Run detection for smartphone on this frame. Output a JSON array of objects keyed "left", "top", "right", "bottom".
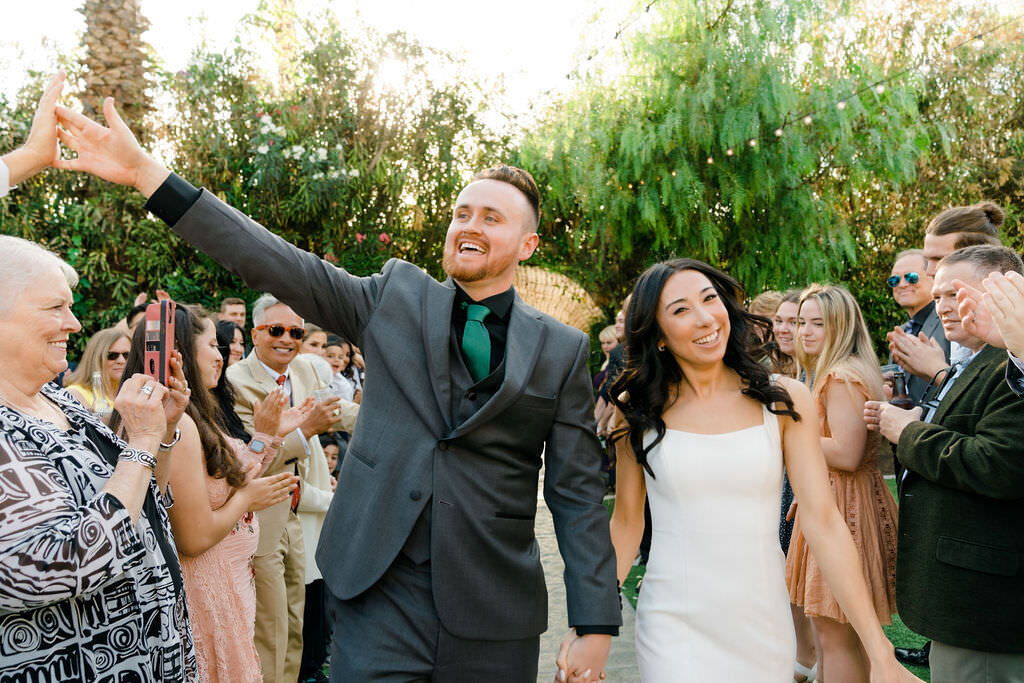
[{"left": 144, "top": 300, "right": 176, "bottom": 385}]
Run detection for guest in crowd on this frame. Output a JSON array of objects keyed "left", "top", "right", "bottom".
[
  {"left": 218, "top": 296, "right": 247, "bottom": 329},
  {"left": 301, "top": 324, "right": 329, "bottom": 357},
  {"left": 319, "top": 432, "right": 342, "bottom": 477},
  {"left": 0, "top": 235, "right": 196, "bottom": 680},
  {"left": 886, "top": 249, "right": 947, "bottom": 404},
  {"left": 217, "top": 319, "right": 246, "bottom": 367},
  {"left": 770, "top": 289, "right": 801, "bottom": 376},
  {"left": 787, "top": 284, "right": 899, "bottom": 683},
  {"left": 765, "top": 286, "right": 818, "bottom": 681},
  {"left": 592, "top": 324, "right": 617, "bottom": 435},
  {"left": 867, "top": 245, "right": 1024, "bottom": 681},
  {"left": 64, "top": 327, "right": 130, "bottom": 418},
  {"left": 113, "top": 303, "right": 307, "bottom": 682},
  {"left": 227, "top": 294, "right": 357, "bottom": 682},
  {"left": 325, "top": 334, "right": 361, "bottom": 403},
  {"left": 749, "top": 289, "right": 784, "bottom": 369}
]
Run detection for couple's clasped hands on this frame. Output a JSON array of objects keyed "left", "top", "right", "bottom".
[{"left": 555, "top": 630, "right": 609, "bottom": 683}]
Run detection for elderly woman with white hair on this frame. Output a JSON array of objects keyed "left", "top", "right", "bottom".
[{"left": 0, "top": 235, "right": 198, "bottom": 681}]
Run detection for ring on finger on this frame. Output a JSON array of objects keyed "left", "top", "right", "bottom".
[{"left": 141, "top": 385, "right": 154, "bottom": 396}]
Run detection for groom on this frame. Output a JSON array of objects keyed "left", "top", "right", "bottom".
[{"left": 56, "top": 99, "right": 621, "bottom": 682}]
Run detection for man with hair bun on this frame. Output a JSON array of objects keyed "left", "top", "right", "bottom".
[{"left": 866, "top": 245, "right": 1024, "bottom": 681}]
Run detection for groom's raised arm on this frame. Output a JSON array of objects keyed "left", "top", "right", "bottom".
[{"left": 55, "top": 99, "right": 378, "bottom": 342}]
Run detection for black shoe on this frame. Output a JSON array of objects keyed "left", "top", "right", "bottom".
[{"left": 894, "top": 642, "right": 930, "bottom": 667}]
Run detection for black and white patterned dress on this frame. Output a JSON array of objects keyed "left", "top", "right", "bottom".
[{"left": 0, "top": 383, "right": 197, "bottom": 682}]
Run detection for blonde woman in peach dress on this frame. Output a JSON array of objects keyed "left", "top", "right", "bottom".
[
  {"left": 786, "top": 285, "right": 899, "bottom": 683},
  {"left": 115, "top": 304, "right": 311, "bottom": 681}
]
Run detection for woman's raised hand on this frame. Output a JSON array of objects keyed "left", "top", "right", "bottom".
[{"left": 161, "top": 352, "right": 190, "bottom": 433}]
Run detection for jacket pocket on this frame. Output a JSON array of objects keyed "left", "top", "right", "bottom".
[{"left": 936, "top": 536, "right": 1019, "bottom": 576}]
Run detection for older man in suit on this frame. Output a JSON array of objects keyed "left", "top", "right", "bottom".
[
  {"left": 228, "top": 294, "right": 357, "bottom": 683},
  {"left": 866, "top": 245, "right": 1024, "bottom": 682},
  {"left": 57, "top": 102, "right": 621, "bottom": 683}
]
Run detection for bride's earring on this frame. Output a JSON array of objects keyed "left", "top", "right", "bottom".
[{"left": 657, "top": 342, "right": 666, "bottom": 351}]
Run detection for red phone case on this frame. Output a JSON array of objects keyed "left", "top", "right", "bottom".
[{"left": 143, "top": 300, "right": 176, "bottom": 385}]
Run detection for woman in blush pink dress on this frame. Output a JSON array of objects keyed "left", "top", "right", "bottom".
[{"left": 115, "top": 304, "right": 312, "bottom": 682}]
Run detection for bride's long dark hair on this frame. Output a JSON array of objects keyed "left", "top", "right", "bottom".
[{"left": 610, "top": 259, "right": 800, "bottom": 476}]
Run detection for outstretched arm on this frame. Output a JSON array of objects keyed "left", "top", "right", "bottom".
[{"left": 2, "top": 71, "right": 65, "bottom": 191}]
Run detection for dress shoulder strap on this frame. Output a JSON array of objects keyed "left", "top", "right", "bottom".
[{"left": 762, "top": 375, "right": 782, "bottom": 455}]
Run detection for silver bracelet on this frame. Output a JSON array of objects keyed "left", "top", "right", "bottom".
[
  {"left": 119, "top": 448, "right": 157, "bottom": 472},
  {"left": 159, "top": 428, "right": 182, "bottom": 452}
]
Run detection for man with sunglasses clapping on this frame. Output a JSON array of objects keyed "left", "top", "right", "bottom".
[{"left": 886, "top": 249, "right": 949, "bottom": 405}]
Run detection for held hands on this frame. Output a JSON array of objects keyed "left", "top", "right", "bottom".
[
  {"left": 253, "top": 388, "right": 315, "bottom": 437},
  {"left": 886, "top": 328, "right": 946, "bottom": 381},
  {"left": 53, "top": 97, "right": 169, "bottom": 197},
  {"left": 5, "top": 71, "right": 66, "bottom": 185},
  {"left": 868, "top": 651, "right": 926, "bottom": 683},
  {"left": 300, "top": 395, "right": 342, "bottom": 438},
  {"left": 864, "top": 400, "right": 922, "bottom": 444},
  {"left": 555, "top": 630, "right": 609, "bottom": 683},
  {"left": 236, "top": 470, "right": 299, "bottom": 512}
]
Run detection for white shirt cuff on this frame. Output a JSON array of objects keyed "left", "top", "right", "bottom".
[
  {"left": 1008, "top": 351, "right": 1024, "bottom": 374},
  {"left": 0, "top": 158, "right": 10, "bottom": 198}
]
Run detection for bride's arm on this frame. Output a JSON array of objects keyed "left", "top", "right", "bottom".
[
  {"left": 608, "top": 409, "right": 647, "bottom": 585},
  {"left": 778, "top": 377, "right": 913, "bottom": 681}
]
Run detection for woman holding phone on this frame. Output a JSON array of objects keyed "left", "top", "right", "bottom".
[{"left": 113, "top": 304, "right": 313, "bottom": 682}]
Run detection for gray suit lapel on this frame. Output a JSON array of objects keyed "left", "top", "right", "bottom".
[
  {"left": 423, "top": 278, "right": 456, "bottom": 432},
  {"left": 448, "top": 299, "right": 547, "bottom": 439}
]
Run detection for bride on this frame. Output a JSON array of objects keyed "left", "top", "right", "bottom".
[{"left": 600, "top": 259, "right": 918, "bottom": 682}]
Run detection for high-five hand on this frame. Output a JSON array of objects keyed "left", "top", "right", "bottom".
[{"left": 54, "top": 97, "right": 170, "bottom": 197}]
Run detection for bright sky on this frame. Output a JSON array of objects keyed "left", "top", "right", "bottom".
[{"left": 1, "top": 0, "right": 638, "bottom": 112}]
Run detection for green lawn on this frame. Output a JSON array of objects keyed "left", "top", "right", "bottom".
[{"left": 607, "top": 479, "right": 930, "bottom": 681}]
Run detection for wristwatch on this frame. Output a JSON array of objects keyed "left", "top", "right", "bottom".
[{"left": 249, "top": 439, "right": 267, "bottom": 454}]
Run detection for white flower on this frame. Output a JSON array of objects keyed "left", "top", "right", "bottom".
[
  {"left": 290, "top": 145, "right": 305, "bottom": 157},
  {"left": 257, "top": 144, "right": 269, "bottom": 154},
  {"left": 329, "top": 170, "right": 341, "bottom": 179},
  {"left": 316, "top": 147, "right": 328, "bottom": 161},
  {"left": 348, "top": 168, "right": 360, "bottom": 178}
]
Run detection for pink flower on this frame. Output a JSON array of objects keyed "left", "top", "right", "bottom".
[
  {"left": 355, "top": 233, "right": 366, "bottom": 243},
  {"left": 324, "top": 252, "right": 338, "bottom": 263},
  {"left": 379, "top": 232, "right": 391, "bottom": 245}
]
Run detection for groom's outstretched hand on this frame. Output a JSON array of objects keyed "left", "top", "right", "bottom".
[
  {"left": 54, "top": 97, "right": 170, "bottom": 198},
  {"left": 555, "top": 629, "right": 609, "bottom": 683}
]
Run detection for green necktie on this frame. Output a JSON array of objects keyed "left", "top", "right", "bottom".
[{"left": 461, "top": 303, "right": 491, "bottom": 382}]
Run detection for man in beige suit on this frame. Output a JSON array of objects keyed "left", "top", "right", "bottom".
[{"left": 228, "top": 294, "right": 358, "bottom": 683}]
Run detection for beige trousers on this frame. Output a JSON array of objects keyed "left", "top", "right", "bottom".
[{"left": 254, "top": 512, "right": 306, "bottom": 683}]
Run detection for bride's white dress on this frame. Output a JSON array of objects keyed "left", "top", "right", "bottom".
[{"left": 636, "top": 404, "right": 795, "bottom": 681}]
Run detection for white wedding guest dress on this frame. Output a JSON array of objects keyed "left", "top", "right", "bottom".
[{"left": 635, "top": 403, "right": 795, "bottom": 681}]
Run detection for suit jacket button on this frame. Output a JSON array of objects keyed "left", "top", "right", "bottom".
[
  {"left": 466, "top": 390, "right": 477, "bottom": 400},
  {"left": 438, "top": 441, "right": 448, "bottom": 451},
  {"left": 409, "top": 490, "right": 422, "bottom": 501}
]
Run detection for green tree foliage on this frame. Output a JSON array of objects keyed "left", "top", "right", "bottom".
[
  {"left": 1, "top": 11, "right": 509, "bottom": 354},
  {"left": 518, "top": 0, "right": 932, "bottom": 317}
]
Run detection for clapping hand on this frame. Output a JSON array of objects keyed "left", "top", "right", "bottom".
[
  {"left": 886, "top": 328, "right": 946, "bottom": 381},
  {"left": 300, "top": 395, "right": 342, "bottom": 438},
  {"left": 973, "top": 271, "right": 1024, "bottom": 358},
  {"left": 253, "top": 387, "right": 315, "bottom": 437}
]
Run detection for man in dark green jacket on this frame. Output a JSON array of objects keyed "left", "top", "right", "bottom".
[{"left": 866, "top": 245, "right": 1024, "bottom": 682}]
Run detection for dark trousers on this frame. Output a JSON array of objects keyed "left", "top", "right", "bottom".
[
  {"left": 326, "top": 560, "right": 540, "bottom": 682},
  {"left": 299, "top": 578, "right": 330, "bottom": 679}
]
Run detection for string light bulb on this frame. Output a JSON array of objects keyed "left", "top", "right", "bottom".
[
  {"left": 725, "top": 148, "right": 734, "bottom": 156},
  {"left": 837, "top": 100, "right": 847, "bottom": 110},
  {"left": 774, "top": 128, "right": 783, "bottom": 137},
  {"left": 803, "top": 115, "right": 813, "bottom": 125},
  {"left": 875, "top": 84, "right": 885, "bottom": 94},
  {"left": 748, "top": 139, "right": 757, "bottom": 147},
  {"left": 707, "top": 157, "right": 714, "bottom": 164}
]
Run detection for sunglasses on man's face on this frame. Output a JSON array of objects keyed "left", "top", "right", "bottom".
[
  {"left": 106, "top": 351, "right": 130, "bottom": 361},
  {"left": 887, "top": 272, "right": 920, "bottom": 287},
  {"left": 255, "top": 324, "right": 305, "bottom": 340}
]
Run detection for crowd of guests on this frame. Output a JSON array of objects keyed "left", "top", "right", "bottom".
[{"left": 2, "top": 71, "right": 1022, "bottom": 683}]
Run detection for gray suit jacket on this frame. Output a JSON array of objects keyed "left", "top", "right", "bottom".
[{"left": 171, "top": 191, "right": 621, "bottom": 640}]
